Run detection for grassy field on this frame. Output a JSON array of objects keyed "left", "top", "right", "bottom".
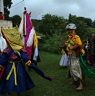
[{"left": 12, "top": 51, "right": 95, "bottom": 96}]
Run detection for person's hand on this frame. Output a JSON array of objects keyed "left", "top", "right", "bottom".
[
  {"left": 26, "top": 60, "right": 31, "bottom": 66},
  {"left": 69, "top": 46, "right": 74, "bottom": 50},
  {"left": 0, "top": 65, "right": 3, "bottom": 71},
  {"left": 65, "top": 42, "right": 68, "bottom": 46}
]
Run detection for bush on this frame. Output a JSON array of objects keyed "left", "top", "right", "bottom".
[{"left": 39, "top": 33, "right": 67, "bottom": 54}]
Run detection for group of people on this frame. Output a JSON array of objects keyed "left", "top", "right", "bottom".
[
  {"left": 64, "top": 23, "right": 84, "bottom": 90},
  {"left": 0, "top": 21, "right": 95, "bottom": 96},
  {"left": 0, "top": 27, "right": 52, "bottom": 96},
  {"left": 84, "top": 33, "right": 95, "bottom": 67},
  {"left": 59, "top": 23, "right": 95, "bottom": 91}
]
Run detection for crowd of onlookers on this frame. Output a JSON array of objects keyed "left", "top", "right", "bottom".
[
  {"left": 83, "top": 33, "right": 95, "bottom": 68},
  {"left": 58, "top": 23, "right": 95, "bottom": 91},
  {"left": 59, "top": 33, "right": 95, "bottom": 68}
]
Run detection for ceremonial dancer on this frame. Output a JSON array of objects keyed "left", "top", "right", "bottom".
[
  {"left": 64, "top": 23, "right": 84, "bottom": 90},
  {"left": 19, "top": 8, "right": 52, "bottom": 81},
  {"left": 0, "top": 28, "right": 34, "bottom": 95}
]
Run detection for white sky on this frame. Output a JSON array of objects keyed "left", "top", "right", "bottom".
[{"left": 10, "top": 0, "right": 95, "bottom": 20}]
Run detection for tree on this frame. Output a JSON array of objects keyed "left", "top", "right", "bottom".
[
  {"left": 39, "top": 14, "right": 66, "bottom": 36},
  {"left": 68, "top": 14, "right": 89, "bottom": 39},
  {"left": 92, "top": 20, "right": 95, "bottom": 28},
  {"left": 4, "top": 0, "right": 12, "bottom": 20},
  {"left": 10, "top": 15, "right": 21, "bottom": 27},
  {"left": 78, "top": 17, "right": 92, "bottom": 26}
]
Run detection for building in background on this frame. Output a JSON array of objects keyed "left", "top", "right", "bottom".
[
  {"left": 0, "top": 0, "right": 12, "bottom": 28},
  {"left": 0, "top": 0, "right": 4, "bottom": 20}
]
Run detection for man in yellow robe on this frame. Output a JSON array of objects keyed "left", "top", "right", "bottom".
[{"left": 65, "top": 23, "right": 84, "bottom": 91}]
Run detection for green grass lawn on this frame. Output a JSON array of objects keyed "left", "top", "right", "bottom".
[{"left": 15, "top": 51, "right": 95, "bottom": 96}]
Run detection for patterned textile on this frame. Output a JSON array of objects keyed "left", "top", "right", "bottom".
[
  {"left": 69, "top": 55, "right": 82, "bottom": 81},
  {"left": 67, "top": 34, "right": 83, "bottom": 81},
  {"left": 0, "top": 49, "right": 34, "bottom": 93},
  {"left": 2, "top": 28, "right": 23, "bottom": 51}
]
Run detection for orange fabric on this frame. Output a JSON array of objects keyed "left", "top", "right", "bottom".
[
  {"left": 70, "top": 35, "right": 82, "bottom": 46},
  {"left": 67, "top": 35, "right": 83, "bottom": 55}
]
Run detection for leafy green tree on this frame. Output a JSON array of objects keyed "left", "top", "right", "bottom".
[
  {"left": 39, "top": 14, "right": 66, "bottom": 36},
  {"left": 10, "top": 15, "right": 21, "bottom": 27},
  {"left": 92, "top": 20, "right": 95, "bottom": 28},
  {"left": 68, "top": 14, "right": 89, "bottom": 39},
  {"left": 78, "top": 17, "right": 92, "bottom": 26},
  {"left": 4, "top": 0, "right": 12, "bottom": 20}
]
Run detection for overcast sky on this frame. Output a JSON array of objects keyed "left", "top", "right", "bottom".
[{"left": 10, "top": 0, "right": 95, "bottom": 20}]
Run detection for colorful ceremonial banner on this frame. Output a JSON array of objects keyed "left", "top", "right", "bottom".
[
  {"left": 2, "top": 27, "right": 23, "bottom": 51},
  {"left": 19, "top": 9, "right": 38, "bottom": 60}
]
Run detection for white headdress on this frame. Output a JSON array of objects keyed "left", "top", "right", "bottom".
[
  {"left": 0, "top": 28, "right": 7, "bottom": 52},
  {"left": 66, "top": 23, "right": 76, "bottom": 30}
]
